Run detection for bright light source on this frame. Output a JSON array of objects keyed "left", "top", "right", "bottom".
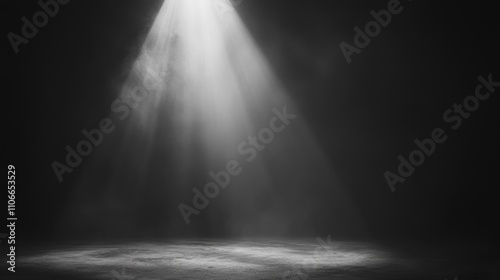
[{"left": 123, "top": 0, "right": 286, "bottom": 157}]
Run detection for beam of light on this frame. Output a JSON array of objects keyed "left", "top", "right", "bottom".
[
  {"left": 127, "top": 0, "right": 290, "bottom": 163},
  {"left": 58, "top": 0, "right": 366, "bottom": 238}
]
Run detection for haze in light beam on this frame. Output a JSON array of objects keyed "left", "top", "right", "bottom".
[
  {"left": 123, "top": 0, "right": 290, "bottom": 162},
  {"left": 60, "top": 0, "right": 366, "bottom": 238}
]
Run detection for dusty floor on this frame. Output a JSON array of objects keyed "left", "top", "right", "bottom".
[{"left": 5, "top": 239, "right": 499, "bottom": 279}]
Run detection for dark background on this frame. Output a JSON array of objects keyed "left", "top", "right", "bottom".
[{"left": 3, "top": 0, "right": 499, "bottom": 246}]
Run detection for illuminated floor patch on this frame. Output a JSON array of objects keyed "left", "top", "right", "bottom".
[{"left": 12, "top": 239, "right": 494, "bottom": 280}]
